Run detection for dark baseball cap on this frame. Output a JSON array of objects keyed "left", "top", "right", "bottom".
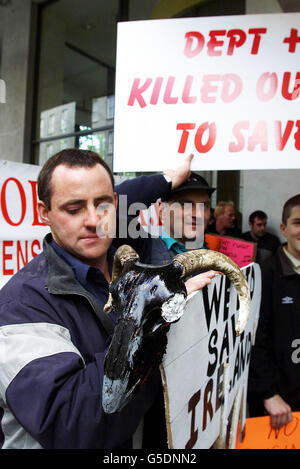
[{"left": 166, "top": 172, "right": 215, "bottom": 199}]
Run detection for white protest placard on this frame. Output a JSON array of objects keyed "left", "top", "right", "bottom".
[
  {"left": 0, "top": 161, "right": 49, "bottom": 289},
  {"left": 114, "top": 13, "right": 300, "bottom": 172},
  {"left": 160, "top": 262, "right": 261, "bottom": 449}
]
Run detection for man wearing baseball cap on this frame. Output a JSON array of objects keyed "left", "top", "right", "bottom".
[{"left": 149, "top": 172, "right": 216, "bottom": 265}]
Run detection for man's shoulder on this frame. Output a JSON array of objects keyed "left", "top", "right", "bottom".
[
  {"left": 0, "top": 252, "right": 48, "bottom": 304},
  {"left": 241, "top": 231, "right": 252, "bottom": 241}
]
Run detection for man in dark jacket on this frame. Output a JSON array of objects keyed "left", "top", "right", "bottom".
[
  {"left": 241, "top": 210, "right": 281, "bottom": 265},
  {"left": 0, "top": 149, "right": 216, "bottom": 449},
  {"left": 248, "top": 194, "right": 300, "bottom": 429}
]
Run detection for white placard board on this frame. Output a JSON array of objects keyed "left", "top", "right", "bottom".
[
  {"left": 0, "top": 161, "right": 49, "bottom": 289},
  {"left": 114, "top": 13, "right": 300, "bottom": 172},
  {"left": 161, "top": 262, "right": 261, "bottom": 449}
]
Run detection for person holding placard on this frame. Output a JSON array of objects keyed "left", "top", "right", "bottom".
[
  {"left": 248, "top": 194, "right": 300, "bottom": 429},
  {"left": 0, "top": 148, "right": 218, "bottom": 449},
  {"left": 208, "top": 201, "right": 242, "bottom": 237},
  {"left": 148, "top": 172, "right": 216, "bottom": 266}
]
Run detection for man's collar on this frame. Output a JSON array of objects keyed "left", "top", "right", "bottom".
[
  {"left": 50, "top": 238, "right": 116, "bottom": 284},
  {"left": 160, "top": 229, "right": 187, "bottom": 254},
  {"left": 283, "top": 245, "right": 300, "bottom": 274}
]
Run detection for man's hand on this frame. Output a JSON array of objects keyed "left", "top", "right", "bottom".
[
  {"left": 185, "top": 271, "right": 219, "bottom": 296},
  {"left": 264, "top": 394, "right": 293, "bottom": 429},
  {"left": 164, "top": 153, "right": 194, "bottom": 190}
]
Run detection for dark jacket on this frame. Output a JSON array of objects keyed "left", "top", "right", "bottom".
[
  {"left": 0, "top": 174, "right": 169, "bottom": 449},
  {"left": 248, "top": 246, "right": 300, "bottom": 411},
  {"left": 241, "top": 231, "right": 281, "bottom": 264}
]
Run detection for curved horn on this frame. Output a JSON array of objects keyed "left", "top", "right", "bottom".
[
  {"left": 104, "top": 245, "right": 140, "bottom": 313},
  {"left": 173, "top": 250, "right": 250, "bottom": 336}
]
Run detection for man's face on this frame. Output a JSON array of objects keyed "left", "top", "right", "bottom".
[
  {"left": 162, "top": 189, "right": 210, "bottom": 243},
  {"left": 250, "top": 217, "right": 267, "bottom": 238},
  {"left": 221, "top": 205, "right": 236, "bottom": 229},
  {"left": 38, "top": 164, "right": 117, "bottom": 267},
  {"left": 280, "top": 205, "right": 300, "bottom": 260}
]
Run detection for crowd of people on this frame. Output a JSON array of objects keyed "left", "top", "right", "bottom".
[{"left": 0, "top": 148, "right": 299, "bottom": 448}]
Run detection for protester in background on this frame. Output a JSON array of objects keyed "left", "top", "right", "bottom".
[
  {"left": 0, "top": 149, "right": 217, "bottom": 449},
  {"left": 241, "top": 210, "right": 281, "bottom": 264},
  {"left": 148, "top": 172, "right": 216, "bottom": 265},
  {"left": 208, "top": 201, "right": 242, "bottom": 237},
  {"left": 248, "top": 194, "right": 300, "bottom": 429}
]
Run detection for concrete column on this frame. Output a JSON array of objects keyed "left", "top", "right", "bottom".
[{"left": 0, "top": 0, "right": 35, "bottom": 163}]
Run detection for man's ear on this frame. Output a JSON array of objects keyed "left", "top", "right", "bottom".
[
  {"left": 37, "top": 201, "right": 51, "bottom": 226},
  {"left": 280, "top": 222, "right": 287, "bottom": 239}
]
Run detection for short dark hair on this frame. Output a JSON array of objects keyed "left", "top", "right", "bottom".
[
  {"left": 249, "top": 210, "right": 267, "bottom": 224},
  {"left": 38, "top": 148, "right": 114, "bottom": 209},
  {"left": 282, "top": 194, "right": 300, "bottom": 225}
]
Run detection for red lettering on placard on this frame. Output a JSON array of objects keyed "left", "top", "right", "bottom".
[
  {"left": 31, "top": 239, "right": 41, "bottom": 258},
  {"left": 247, "top": 121, "right": 268, "bottom": 151},
  {"left": 128, "top": 78, "right": 152, "bottom": 108},
  {"left": 184, "top": 28, "right": 267, "bottom": 57},
  {"left": 229, "top": 120, "right": 300, "bottom": 153},
  {"left": 221, "top": 74, "right": 242, "bottom": 102},
  {"left": 176, "top": 123, "right": 196, "bottom": 153},
  {"left": 17, "top": 240, "right": 28, "bottom": 271},
  {"left": 207, "top": 30, "right": 226, "bottom": 56},
  {"left": 227, "top": 29, "right": 247, "bottom": 55},
  {"left": 294, "top": 121, "right": 300, "bottom": 150},
  {"left": 282, "top": 71, "right": 300, "bottom": 100},
  {"left": 163, "top": 76, "right": 178, "bottom": 104},
  {"left": 283, "top": 28, "right": 300, "bottom": 53},
  {"left": 256, "top": 72, "right": 278, "bottom": 102},
  {"left": 150, "top": 77, "right": 163, "bottom": 105},
  {"left": 229, "top": 121, "right": 249, "bottom": 152},
  {"left": 195, "top": 122, "right": 217, "bottom": 153},
  {"left": 274, "top": 120, "right": 294, "bottom": 150},
  {"left": 176, "top": 122, "right": 216, "bottom": 154},
  {"left": 201, "top": 75, "right": 220, "bottom": 103},
  {"left": 128, "top": 74, "right": 243, "bottom": 107},
  {"left": 1, "top": 178, "right": 26, "bottom": 226},
  {"left": 184, "top": 31, "right": 205, "bottom": 57},
  {"left": 182, "top": 75, "right": 197, "bottom": 103},
  {"left": 248, "top": 28, "right": 267, "bottom": 54},
  {"left": 3, "top": 240, "right": 14, "bottom": 275}
]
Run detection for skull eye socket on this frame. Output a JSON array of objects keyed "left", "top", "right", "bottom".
[
  {"left": 150, "top": 285, "right": 158, "bottom": 295},
  {"left": 142, "top": 306, "right": 163, "bottom": 335}
]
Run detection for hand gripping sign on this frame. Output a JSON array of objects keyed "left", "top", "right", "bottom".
[{"left": 102, "top": 245, "right": 260, "bottom": 448}]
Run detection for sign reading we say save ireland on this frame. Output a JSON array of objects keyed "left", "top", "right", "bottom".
[{"left": 113, "top": 13, "right": 300, "bottom": 172}]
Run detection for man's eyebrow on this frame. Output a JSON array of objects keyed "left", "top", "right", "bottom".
[
  {"left": 60, "top": 195, "right": 114, "bottom": 208},
  {"left": 60, "top": 199, "right": 84, "bottom": 207}
]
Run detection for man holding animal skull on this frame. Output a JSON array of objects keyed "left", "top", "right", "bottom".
[{"left": 0, "top": 149, "right": 220, "bottom": 449}]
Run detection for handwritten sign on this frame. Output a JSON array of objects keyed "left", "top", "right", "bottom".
[
  {"left": 161, "top": 263, "right": 261, "bottom": 449},
  {"left": 205, "top": 233, "right": 256, "bottom": 267},
  {"left": 114, "top": 13, "right": 300, "bottom": 172},
  {"left": 236, "top": 413, "right": 300, "bottom": 449}
]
